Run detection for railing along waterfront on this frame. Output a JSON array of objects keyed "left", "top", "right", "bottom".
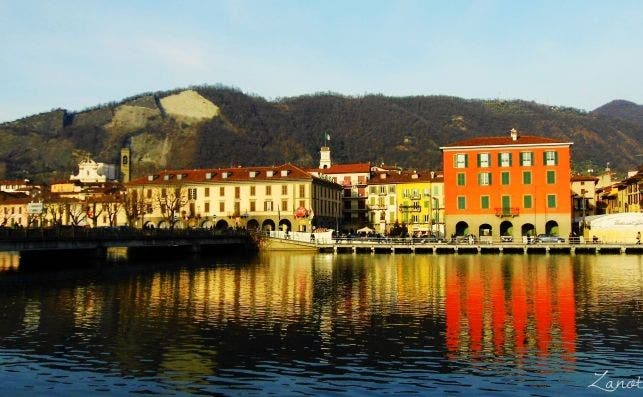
[
  {"left": 266, "top": 232, "right": 643, "bottom": 254},
  {"left": 0, "top": 226, "right": 254, "bottom": 255}
]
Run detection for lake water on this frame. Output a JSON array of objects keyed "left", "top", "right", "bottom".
[{"left": 0, "top": 252, "right": 641, "bottom": 396}]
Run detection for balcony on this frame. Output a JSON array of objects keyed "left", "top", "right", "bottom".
[
  {"left": 399, "top": 205, "right": 422, "bottom": 213},
  {"left": 494, "top": 207, "right": 519, "bottom": 217}
]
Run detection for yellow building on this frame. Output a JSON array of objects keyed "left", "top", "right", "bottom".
[
  {"left": 367, "top": 170, "right": 444, "bottom": 237},
  {"left": 126, "top": 163, "right": 342, "bottom": 232}
]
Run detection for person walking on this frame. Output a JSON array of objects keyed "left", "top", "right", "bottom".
[{"left": 637, "top": 231, "right": 641, "bottom": 244}]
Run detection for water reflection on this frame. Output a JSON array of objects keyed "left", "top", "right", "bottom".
[
  {"left": 445, "top": 256, "right": 576, "bottom": 362},
  {"left": 0, "top": 253, "right": 641, "bottom": 395}
]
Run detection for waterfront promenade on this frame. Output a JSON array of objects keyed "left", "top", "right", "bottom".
[{"left": 265, "top": 232, "right": 643, "bottom": 255}]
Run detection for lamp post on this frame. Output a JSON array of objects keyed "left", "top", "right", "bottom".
[{"left": 581, "top": 188, "right": 587, "bottom": 237}]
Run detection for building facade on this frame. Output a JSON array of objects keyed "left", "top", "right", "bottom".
[
  {"left": 441, "top": 128, "right": 572, "bottom": 241},
  {"left": 308, "top": 147, "right": 370, "bottom": 232},
  {"left": 127, "top": 163, "right": 342, "bottom": 232}
]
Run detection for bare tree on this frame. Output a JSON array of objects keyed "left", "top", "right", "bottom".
[
  {"left": 122, "top": 189, "right": 147, "bottom": 227},
  {"left": 44, "top": 201, "right": 66, "bottom": 226},
  {"left": 67, "top": 201, "right": 88, "bottom": 226},
  {"left": 154, "top": 187, "right": 188, "bottom": 228}
]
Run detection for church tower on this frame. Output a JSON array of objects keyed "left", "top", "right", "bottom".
[
  {"left": 319, "top": 146, "right": 332, "bottom": 169},
  {"left": 120, "top": 147, "right": 131, "bottom": 183}
]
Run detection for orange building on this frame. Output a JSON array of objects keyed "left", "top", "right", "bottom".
[{"left": 440, "top": 128, "right": 572, "bottom": 241}]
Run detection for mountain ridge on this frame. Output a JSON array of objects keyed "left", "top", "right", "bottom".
[{"left": 1, "top": 86, "right": 641, "bottom": 182}]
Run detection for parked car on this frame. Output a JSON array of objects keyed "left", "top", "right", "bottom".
[{"left": 535, "top": 234, "right": 565, "bottom": 244}]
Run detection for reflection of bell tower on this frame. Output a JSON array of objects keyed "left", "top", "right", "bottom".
[
  {"left": 120, "top": 147, "right": 131, "bottom": 183},
  {"left": 319, "top": 146, "right": 332, "bottom": 169}
]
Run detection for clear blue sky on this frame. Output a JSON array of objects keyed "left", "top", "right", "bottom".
[{"left": 1, "top": 0, "right": 642, "bottom": 122}]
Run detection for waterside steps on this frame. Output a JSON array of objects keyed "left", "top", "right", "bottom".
[{"left": 261, "top": 236, "right": 643, "bottom": 255}]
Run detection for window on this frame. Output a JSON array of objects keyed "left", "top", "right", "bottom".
[
  {"left": 389, "top": 186, "right": 395, "bottom": 193},
  {"left": 282, "top": 200, "right": 288, "bottom": 211},
  {"left": 204, "top": 188, "right": 210, "bottom": 198},
  {"left": 235, "top": 187, "right": 240, "bottom": 199},
  {"left": 250, "top": 186, "right": 256, "bottom": 196},
  {"left": 250, "top": 201, "right": 256, "bottom": 212},
  {"left": 219, "top": 187, "right": 225, "bottom": 196},
  {"left": 146, "top": 204, "right": 152, "bottom": 214},
  {"left": 477, "top": 153, "right": 491, "bottom": 168},
  {"left": 546, "top": 170, "right": 556, "bottom": 184},
  {"left": 523, "top": 195, "right": 532, "bottom": 209},
  {"left": 280, "top": 185, "right": 287, "bottom": 195},
  {"left": 146, "top": 189, "right": 152, "bottom": 199},
  {"left": 520, "top": 152, "right": 533, "bottom": 166},
  {"left": 544, "top": 151, "right": 558, "bottom": 166},
  {"left": 204, "top": 202, "right": 210, "bottom": 213},
  {"left": 389, "top": 196, "right": 395, "bottom": 205},
  {"left": 219, "top": 202, "right": 225, "bottom": 212},
  {"left": 454, "top": 153, "right": 468, "bottom": 168},
  {"left": 161, "top": 188, "right": 167, "bottom": 198},
  {"left": 457, "top": 173, "right": 466, "bottom": 186},
  {"left": 481, "top": 196, "right": 490, "bottom": 209},
  {"left": 299, "top": 185, "right": 305, "bottom": 197},
  {"left": 264, "top": 201, "right": 273, "bottom": 211},
  {"left": 380, "top": 186, "right": 386, "bottom": 194},
  {"left": 411, "top": 215, "right": 419, "bottom": 223},
  {"left": 424, "top": 215, "right": 430, "bottom": 222},
  {"left": 501, "top": 195, "right": 511, "bottom": 210},
  {"left": 478, "top": 172, "right": 491, "bottom": 186},
  {"left": 498, "top": 152, "right": 512, "bottom": 167},
  {"left": 266, "top": 186, "right": 272, "bottom": 195},
  {"left": 501, "top": 172, "right": 510, "bottom": 185},
  {"left": 188, "top": 188, "right": 197, "bottom": 200},
  {"left": 457, "top": 196, "right": 466, "bottom": 210},
  {"left": 369, "top": 186, "right": 376, "bottom": 194},
  {"left": 523, "top": 171, "right": 532, "bottom": 185},
  {"left": 547, "top": 194, "right": 556, "bottom": 208}
]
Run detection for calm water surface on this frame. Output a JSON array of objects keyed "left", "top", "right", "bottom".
[{"left": 0, "top": 252, "right": 641, "bottom": 396}]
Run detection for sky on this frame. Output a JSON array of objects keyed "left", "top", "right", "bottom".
[{"left": 1, "top": 0, "right": 642, "bottom": 122}]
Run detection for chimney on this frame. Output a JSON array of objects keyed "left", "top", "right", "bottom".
[{"left": 510, "top": 128, "right": 518, "bottom": 141}]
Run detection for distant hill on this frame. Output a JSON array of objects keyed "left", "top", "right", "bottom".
[
  {"left": 1, "top": 85, "right": 641, "bottom": 181},
  {"left": 592, "top": 100, "right": 643, "bottom": 127}
]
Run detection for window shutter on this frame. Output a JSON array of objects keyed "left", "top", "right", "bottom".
[
  {"left": 543, "top": 152, "right": 547, "bottom": 165},
  {"left": 477, "top": 154, "right": 481, "bottom": 167},
  {"left": 464, "top": 154, "right": 468, "bottom": 167},
  {"left": 509, "top": 153, "right": 513, "bottom": 166},
  {"left": 489, "top": 173, "right": 492, "bottom": 185},
  {"left": 478, "top": 173, "right": 482, "bottom": 185},
  {"left": 554, "top": 151, "right": 558, "bottom": 165},
  {"left": 453, "top": 154, "right": 457, "bottom": 168},
  {"left": 498, "top": 153, "right": 502, "bottom": 165},
  {"left": 519, "top": 154, "right": 523, "bottom": 166}
]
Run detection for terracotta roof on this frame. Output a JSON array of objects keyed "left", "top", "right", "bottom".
[
  {"left": 310, "top": 163, "right": 371, "bottom": 174},
  {"left": 368, "top": 171, "right": 436, "bottom": 185},
  {"left": 442, "top": 134, "right": 570, "bottom": 148},
  {"left": 0, "top": 179, "right": 31, "bottom": 185},
  {"left": 571, "top": 175, "right": 599, "bottom": 182},
  {"left": 128, "top": 163, "right": 334, "bottom": 186}
]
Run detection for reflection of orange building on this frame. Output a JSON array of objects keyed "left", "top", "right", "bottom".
[{"left": 445, "top": 259, "right": 576, "bottom": 360}]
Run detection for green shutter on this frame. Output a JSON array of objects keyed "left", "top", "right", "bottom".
[
  {"left": 489, "top": 173, "right": 492, "bottom": 185},
  {"left": 477, "top": 154, "right": 481, "bottom": 167},
  {"left": 477, "top": 173, "right": 482, "bottom": 185},
  {"left": 554, "top": 151, "right": 558, "bottom": 165},
  {"left": 548, "top": 195, "right": 556, "bottom": 208},
  {"left": 498, "top": 153, "right": 502, "bottom": 165},
  {"left": 502, "top": 195, "right": 510, "bottom": 210},
  {"left": 508, "top": 153, "right": 512, "bottom": 166},
  {"left": 481, "top": 196, "right": 489, "bottom": 209},
  {"left": 519, "top": 153, "right": 523, "bottom": 166},
  {"left": 524, "top": 195, "right": 532, "bottom": 208},
  {"left": 464, "top": 154, "right": 468, "bottom": 167}
]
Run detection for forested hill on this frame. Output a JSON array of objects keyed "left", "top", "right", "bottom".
[{"left": 0, "top": 85, "right": 641, "bottom": 182}]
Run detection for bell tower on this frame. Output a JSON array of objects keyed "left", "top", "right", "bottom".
[
  {"left": 120, "top": 147, "right": 131, "bottom": 183},
  {"left": 319, "top": 146, "right": 332, "bottom": 169}
]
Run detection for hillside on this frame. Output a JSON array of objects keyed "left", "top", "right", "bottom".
[
  {"left": 592, "top": 100, "right": 643, "bottom": 127},
  {"left": 1, "top": 85, "right": 641, "bottom": 181}
]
